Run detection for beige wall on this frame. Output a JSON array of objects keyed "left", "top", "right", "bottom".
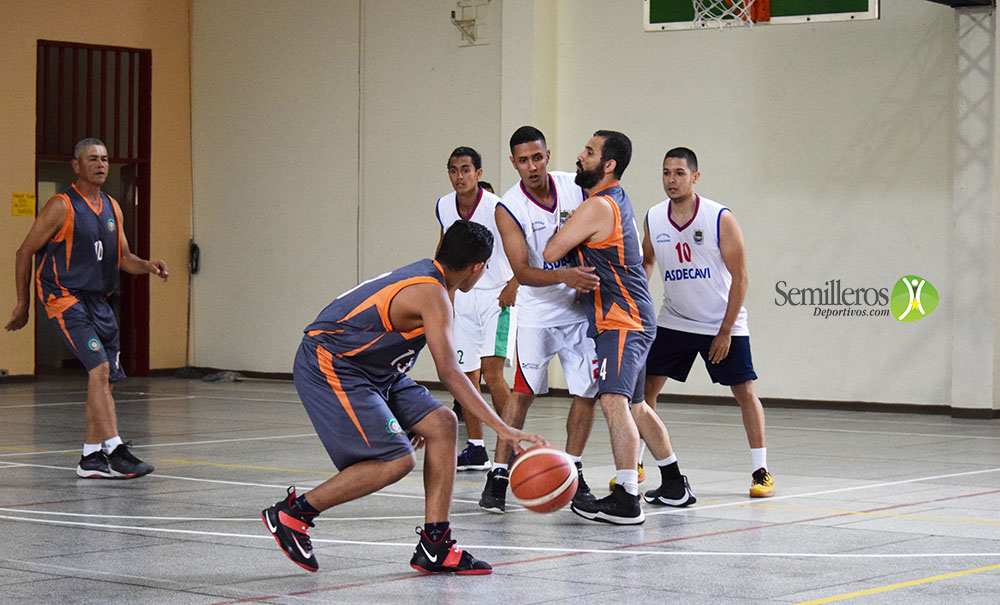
[{"left": 0, "top": 0, "right": 192, "bottom": 376}]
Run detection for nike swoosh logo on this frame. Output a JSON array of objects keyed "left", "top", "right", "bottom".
[
  {"left": 295, "top": 539, "right": 314, "bottom": 559},
  {"left": 264, "top": 512, "right": 278, "bottom": 533},
  {"left": 420, "top": 543, "right": 438, "bottom": 563}
]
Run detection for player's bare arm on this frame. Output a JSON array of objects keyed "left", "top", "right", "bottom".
[
  {"left": 396, "top": 282, "right": 546, "bottom": 451},
  {"left": 5, "top": 195, "right": 67, "bottom": 331},
  {"left": 641, "top": 215, "right": 657, "bottom": 282},
  {"left": 496, "top": 205, "right": 599, "bottom": 293},
  {"left": 709, "top": 210, "right": 749, "bottom": 364},
  {"left": 542, "top": 197, "right": 615, "bottom": 263},
  {"left": 115, "top": 200, "right": 168, "bottom": 281}
]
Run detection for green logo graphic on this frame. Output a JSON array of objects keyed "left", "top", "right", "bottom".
[
  {"left": 386, "top": 417, "right": 402, "bottom": 435},
  {"left": 107, "top": 218, "right": 116, "bottom": 231},
  {"left": 87, "top": 338, "right": 102, "bottom": 351},
  {"left": 890, "top": 275, "right": 938, "bottom": 322}
]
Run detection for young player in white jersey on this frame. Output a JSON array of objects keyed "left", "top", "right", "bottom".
[
  {"left": 479, "top": 126, "right": 601, "bottom": 514},
  {"left": 642, "top": 147, "right": 773, "bottom": 498},
  {"left": 435, "top": 147, "right": 518, "bottom": 471}
]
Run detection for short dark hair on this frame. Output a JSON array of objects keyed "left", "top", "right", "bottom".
[
  {"left": 509, "top": 126, "right": 546, "bottom": 154},
  {"left": 478, "top": 180, "right": 493, "bottom": 193},
  {"left": 435, "top": 221, "right": 493, "bottom": 271},
  {"left": 74, "top": 137, "right": 107, "bottom": 159},
  {"left": 593, "top": 130, "right": 631, "bottom": 180},
  {"left": 448, "top": 146, "right": 482, "bottom": 170},
  {"left": 664, "top": 147, "right": 698, "bottom": 172}
]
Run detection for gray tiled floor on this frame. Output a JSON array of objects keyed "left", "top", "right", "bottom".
[{"left": 1, "top": 376, "right": 999, "bottom": 604}]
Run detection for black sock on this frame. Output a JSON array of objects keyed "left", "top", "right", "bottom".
[
  {"left": 659, "top": 461, "right": 682, "bottom": 482},
  {"left": 424, "top": 521, "right": 450, "bottom": 543},
  {"left": 292, "top": 494, "right": 320, "bottom": 517}
]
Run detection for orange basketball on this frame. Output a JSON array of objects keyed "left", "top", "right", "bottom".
[{"left": 509, "top": 446, "right": 578, "bottom": 513}]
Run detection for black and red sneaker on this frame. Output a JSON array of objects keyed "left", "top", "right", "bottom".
[
  {"left": 262, "top": 487, "right": 318, "bottom": 572},
  {"left": 409, "top": 527, "right": 492, "bottom": 575}
]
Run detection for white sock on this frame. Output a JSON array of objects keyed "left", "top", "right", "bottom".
[
  {"left": 638, "top": 440, "right": 647, "bottom": 465},
  {"left": 656, "top": 453, "right": 677, "bottom": 467},
  {"left": 616, "top": 469, "right": 639, "bottom": 495},
  {"left": 103, "top": 436, "right": 123, "bottom": 454},
  {"left": 567, "top": 454, "right": 582, "bottom": 464},
  {"left": 469, "top": 439, "right": 485, "bottom": 447},
  {"left": 83, "top": 443, "right": 102, "bottom": 456},
  {"left": 751, "top": 447, "right": 767, "bottom": 472},
  {"left": 492, "top": 463, "right": 509, "bottom": 472}
]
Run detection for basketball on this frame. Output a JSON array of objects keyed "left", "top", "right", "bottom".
[{"left": 509, "top": 446, "right": 578, "bottom": 513}]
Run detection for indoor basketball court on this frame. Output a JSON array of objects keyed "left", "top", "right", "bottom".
[{"left": 1, "top": 375, "right": 998, "bottom": 603}]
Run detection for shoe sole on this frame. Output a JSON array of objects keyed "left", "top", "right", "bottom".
[
  {"left": 261, "top": 510, "right": 318, "bottom": 572},
  {"left": 457, "top": 463, "right": 492, "bottom": 471},
  {"left": 478, "top": 503, "right": 505, "bottom": 514},
  {"left": 643, "top": 491, "right": 697, "bottom": 507},
  {"left": 76, "top": 467, "right": 115, "bottom": 479},
  {"left": 410, "top": 564, "right": 492, "bottom": 575},
  {"left": 750, "top": 489, "right": 774, "bottom": 498},
  {"left": 570, "top": 504, "right": 645, "bottom": 525}
]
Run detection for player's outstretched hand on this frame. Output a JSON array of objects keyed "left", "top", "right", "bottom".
[
  {"left": 563, "top": 266, "right": 599, "bottom": 293},
  {"left": 4, "top": 305, "right": 28, "bottom": 332},
  {"left": 708, "top": 332, "right": 732, "bottom": 364}
]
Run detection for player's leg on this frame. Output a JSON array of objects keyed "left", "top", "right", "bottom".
[
  {"left": 456, "top": 367, "right": 491, "bottom": 471},
  {"left": 555, "top": 323, "right": 599, "bottom": 505}
]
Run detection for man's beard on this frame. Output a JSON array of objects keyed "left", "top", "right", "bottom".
[{"left": 574, "top": 161, "right": 603, "bottom": 190}]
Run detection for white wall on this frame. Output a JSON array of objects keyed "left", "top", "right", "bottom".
[{"left": 190, "top": 0, "right": 991, "bottom": 410}]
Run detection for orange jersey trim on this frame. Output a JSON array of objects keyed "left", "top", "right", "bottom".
[
  {"left": 339, "top": 276, "right": 444, "bottom": 332},
  {"left": 111, "top": 198, "right": 124, "bottom": 269},
  {"left": 72, "top": 183, "right": 103, "bottom": 215},
  {"left": 316, "top": 345, "right": 371, "bottom": 447},
  {"left": 585, "top": 196, "right": 627, "bottom": 266}
]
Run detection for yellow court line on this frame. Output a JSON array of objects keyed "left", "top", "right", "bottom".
[
  {"left": 743, "top": 502, "right": 1000, "bottom": 526},
  {"left": 157, "top": 457, "right": 335, "bottom": 475},
  {"left": 795, "top": 562, "right": 1000, "bottom": 604}
]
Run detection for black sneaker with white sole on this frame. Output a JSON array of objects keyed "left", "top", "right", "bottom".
[
  {"left": 478, "top": 467, "right": 508, "bottom": 513},
  {"left": 456, "top": 442, "right": 491, "bottom": 471},
  {"left": 107, "top": 442, "right": 154, "bottom": 478},
  {"left": 76, "top": 451, "right": 114, "bottom": 479},
  {"left": 571, "top": 484, "right": 645, "bottom": 525},
  {"left": 262, "top": 486, "right": 318, "bottom": 572},
  {"left": 643, "top": 475, "right": 697, "bottom": 507},
  {"left": 409, "top": 527, "right": 492, "bottom": 574}
]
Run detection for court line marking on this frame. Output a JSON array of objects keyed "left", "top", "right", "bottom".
[
  {"left": 0, "top": 395, "right": 197, "bottom": 410},
  {"left": 0, "top": 433, "right": 319, "bottom": 458},
  {"left": 0, "top": 507, "right": 488, "bottom": 522},
  {"left": 645, "top": 466, "right": 1000, "bottom": 516},
  {"left": 794, "top": 562, "right": 1000, "bottom": 604},
  {"left": 0, "top": 513, "right": 997, "bottom": 560}
]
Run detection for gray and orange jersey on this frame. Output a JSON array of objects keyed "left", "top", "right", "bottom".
[
  {"left": 576, "top": 182, "right": 656, "bottom": 337},
  {"left": 303, "top": 259, "right": 447, "bottom": 378},
  {"left": 36, "top": 184, "right": 123, "bottom": 312}
]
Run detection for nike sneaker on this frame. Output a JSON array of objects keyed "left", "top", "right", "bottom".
[
  {"left": 262, "top": 486, "right": 318, "bottom": 572},
  {"left": 456, "top": 442, "right": 491, "bottom": 471},
  {"left": 107, "top": 442, "right": 154, "bottom": 478},
  {"left": 750, "top": 467, "right": 775, "bottom": 498},
  {"left": 644, "top": 475, "right": 697, "bottom": 507},
  {"left": 479, "top": 467, "right": 508, "bottom": 513},
  {"left": 571, "top": 484, "right": 645, "bottom": 525},
  {"left": 409, "top": 526, "right": 492, "bottom": 574},
  {"left": 76, "top": 451, "right": 113, "bottom": 479}
]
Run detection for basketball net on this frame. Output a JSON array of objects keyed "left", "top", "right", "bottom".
[{"left": 693, "top": 0, "right": 770, "bottom": 29}]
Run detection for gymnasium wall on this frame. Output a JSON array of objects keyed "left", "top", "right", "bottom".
[
  {"left": 0, "top": 0, "right": 192, "bottom": 376},
  {"left": 189, "top": 1, "right": 988, "bottom": 409}
]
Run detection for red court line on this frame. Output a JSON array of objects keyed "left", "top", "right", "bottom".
[{"left": 212, "top": 488, "right": 1000, "bottom": 603}]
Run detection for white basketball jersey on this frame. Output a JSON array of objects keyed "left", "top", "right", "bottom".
[
  {"left": 498, "top": 171, "right": 587, "bottom": 328},
  {"left": 436, "top": 187, "right": 513, "bottom": 291},
  {"left": 646, "top": 195, "right": 749, "bottom": 336}
]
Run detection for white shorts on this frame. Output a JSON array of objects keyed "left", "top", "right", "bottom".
[
  {"left": 453, "top": 286, "right": 516, "bottom": 373},
  {"left": 513, "top": 321, "right": 598, "bottom": 397}
]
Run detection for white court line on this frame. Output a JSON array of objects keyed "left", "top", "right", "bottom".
[
  {"left": 0, "top": 395, "right": 197, "bottom": 410},
  {"left": 645, "top": 466, "right": 1000, "bottom": 516},
  {"left": 0, "top": 513, "right": 997, "bottom": 560},
  {"left": 0, "top": 507, "right": 488, "bottom": 522},
  {"left": 0, "top": 433, "right": 318, "bottom": 458}
]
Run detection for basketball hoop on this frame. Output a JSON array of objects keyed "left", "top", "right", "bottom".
[{"left": 693, "top": 0, "right": 770, "bottom": 29}]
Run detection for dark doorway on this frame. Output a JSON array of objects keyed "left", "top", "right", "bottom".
[{"left": 35, "top": 40, "right": 152, "bottom": 376}]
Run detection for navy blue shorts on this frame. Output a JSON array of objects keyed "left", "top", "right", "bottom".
[
  {"left": 293, "top": 337, "right": 442, "bottom": 471},
  {"left": 45, "top": 292, "right": 125, "bottom": 382},
  {"left": 593, "top": 328, "right": 653, "bottom": 404},
  {"left": 645, "top": 327, "right": 757, "bottom": 386}
]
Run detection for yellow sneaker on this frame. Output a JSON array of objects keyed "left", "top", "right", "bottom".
[
  {"left": 608, "top": 463, "right": 645, "bottom": 490},
  {"left": 750, "top": 468, "right": 774, "bottom": 498}
]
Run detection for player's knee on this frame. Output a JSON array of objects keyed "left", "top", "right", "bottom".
[
  {"left": 88, "top": 362, "right": 111, "bottom": 382},
  {"left": 390, "top": 452, "right": 417, "bottom": 479}
]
